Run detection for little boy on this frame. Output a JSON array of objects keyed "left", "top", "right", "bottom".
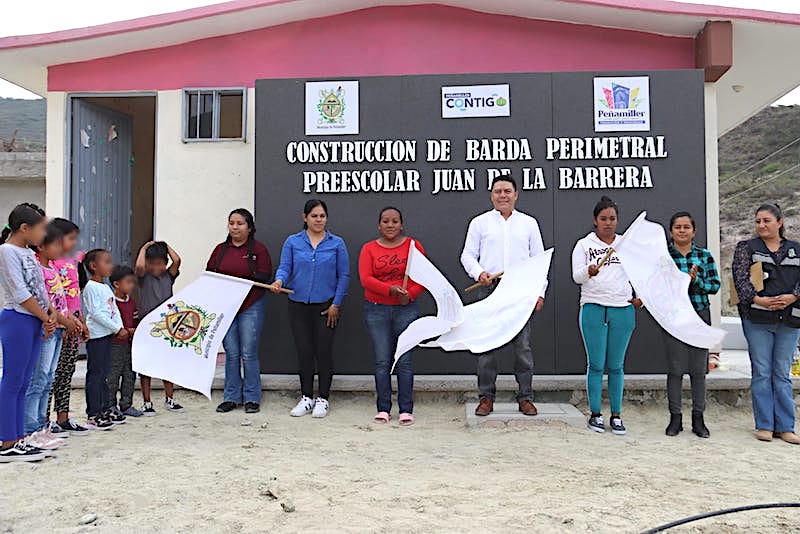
[
  {"left": 135, "top": 240, "right": 184, "bottom": 415},
  {"left": 106, "top": 265, "right": 143, "bottom": 417}
]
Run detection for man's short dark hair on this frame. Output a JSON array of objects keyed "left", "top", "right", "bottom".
[
  {"left": 490, "top": 176, "right": 517, "bottom": 191},
  {"left": 110, "top": 264, "right": 135, "bottom": 285},
  {"left": 145, "top": 241, "right": 168, "bottom": 262}
]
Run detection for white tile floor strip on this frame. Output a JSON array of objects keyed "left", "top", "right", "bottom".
[{"left": 465, "top": 402, "right": 585, "bottom": 428}]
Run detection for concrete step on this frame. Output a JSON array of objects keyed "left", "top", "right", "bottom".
[
  {"left": 65, "top": 370, "right": 760, "bottom": 392},
  {"left": 465, "top": 402, "right": 585, "bottom": 428}
]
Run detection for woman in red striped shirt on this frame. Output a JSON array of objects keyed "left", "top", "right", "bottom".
[{"left": 358, "top": 207, "right": 425, "bottom": 426}]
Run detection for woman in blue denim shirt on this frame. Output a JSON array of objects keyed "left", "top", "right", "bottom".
[{"left": 272, "top": 200, "right": 350, "bottom": 419}]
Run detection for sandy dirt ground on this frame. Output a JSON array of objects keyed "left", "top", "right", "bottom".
[{"left": 1, "top": 391, "right": 799, "bottom": 534}]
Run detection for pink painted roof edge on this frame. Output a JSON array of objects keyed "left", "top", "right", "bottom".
[{"left": 1, "top": 0, "right": 800, "bottom": 51}]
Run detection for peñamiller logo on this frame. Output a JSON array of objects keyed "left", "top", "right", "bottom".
[
  {"left": 441, "top": 84, "right": 510, "bottom": 118},
  {"left": 593, "top": 76, "right": 650, "bottom": 132}
]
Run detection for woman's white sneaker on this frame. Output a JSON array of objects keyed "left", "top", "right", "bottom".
[
  {"left": 28, "top": 430, "right": 65, "bottom": 450},
  {"left": 311, "top": 398, "right": 329, "bottom": 418},
  {"left": 290, "top": 396, "right": 315, "bottom": 417}
]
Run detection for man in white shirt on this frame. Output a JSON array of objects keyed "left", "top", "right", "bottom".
[{"left": 460, "top": 176, "right": 546, "bottom": 416}]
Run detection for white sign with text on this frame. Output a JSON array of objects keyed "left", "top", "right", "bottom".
[{"left": 441, "top": 84, "right": 510, "bottom": 119}]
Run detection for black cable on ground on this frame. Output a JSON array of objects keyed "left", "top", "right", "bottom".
[{"left": 642, "top": 502, "right": 800, "bottom": 533}]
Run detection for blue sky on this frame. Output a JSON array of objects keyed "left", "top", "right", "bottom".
[{"left": 2, "top": 0, "right": 799, "bottom": 104}]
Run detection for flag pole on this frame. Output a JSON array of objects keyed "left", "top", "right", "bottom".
[
  {"left": 251, "top": 281, "right": 295, "bottom": 294},
  {"left": 595, "top": 211, "right": 647, "bottom": 272},
  {"left": 464, "top": 272, "right": 504, "bottom": 293},
  {"left": 595, "top": 248, "right": 616, "bottom": 271},
  {"left": 402, "top": 239, "right": 414, "bottom": 291},
  {"left": 204, "top": 270, "right": 294, "bottom": 294}
]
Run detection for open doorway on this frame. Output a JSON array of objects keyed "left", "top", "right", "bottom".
[{"left": 69, "top": 95, "right": 155, "bottom": 265}]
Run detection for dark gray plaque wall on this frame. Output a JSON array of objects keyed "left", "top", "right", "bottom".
[{"left": 255, "top": 70, "right": 706, "bottom": 375}]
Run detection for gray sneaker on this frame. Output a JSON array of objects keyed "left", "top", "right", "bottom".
[{"left": 122, "top": 406, "right": 144, "bottom": 417}]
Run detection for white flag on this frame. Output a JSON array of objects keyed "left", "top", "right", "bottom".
[
  {"left": 424, "top": 249, "right": 553, "bottom": 353},
  {"left": 615, "top": 212, "right": 726, "bottom": 349},
  {"left": 392, "top": 241, "right": 465, "bottom": 366},
  {"left": 393, "top": 248, "right": 553, "bottom": 364},
  {"left": 132, "top": 271, "right": 254, "bottom": 399}
]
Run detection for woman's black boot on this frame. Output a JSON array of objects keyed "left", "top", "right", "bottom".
[
  {"left": 665, "top": 413, "right": 683, "bottom": 436},
  {"left": 692, "top": 410, "right": 710, "bottom": 438}
]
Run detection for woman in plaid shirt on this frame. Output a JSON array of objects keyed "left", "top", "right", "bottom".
[{"left": 663, "top": 211, "right": 720, "bottom": 438}]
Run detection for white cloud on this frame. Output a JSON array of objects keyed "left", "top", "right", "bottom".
[
  {"left": 0, "top": 79, "right": 40, "bottom": 99},
  {"left": 773, "top": 87, "right": 800, "bottom": 106}
]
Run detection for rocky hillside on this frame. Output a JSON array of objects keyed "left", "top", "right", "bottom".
[{"left": 0, "top": 97, "right": 46, "bottom": 150}]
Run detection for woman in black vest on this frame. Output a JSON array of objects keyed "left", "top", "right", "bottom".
[{"left": 732, "top": 203, "right": 800, "bottom": 444}]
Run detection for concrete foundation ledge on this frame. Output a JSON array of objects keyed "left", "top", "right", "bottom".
[{"left": 68, "top": 372, "right": 798, "bottom": 394}]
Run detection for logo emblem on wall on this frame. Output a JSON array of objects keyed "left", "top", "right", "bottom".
[
  {"left": 593, "top": 76, "right": 651, "bottom": 132},
  {"left": 441, "top": 84, "right": 511, "bottom": 119},
  {"left": 150, "top": 301, "right": 216, "bottom": 356},
  {"left": 305, "top": 80, "right": 359, "bottom": 135},
  {"left": 318, "top": 87, "right": 346, "bottom": 124}
]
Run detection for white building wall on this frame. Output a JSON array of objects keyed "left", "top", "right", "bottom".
[
  {"left": 153, "top": 88, "right": 256, "bottom": 288},
  {"left": 704, "top": 83, "right": 723, "bottom": 347},
  {"left": 45, "top": 91, "right": 67, "bottom": 217}
]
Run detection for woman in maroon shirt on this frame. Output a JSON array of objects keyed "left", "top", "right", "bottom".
[
  {"left": 358, "top": 207, "right": 425, "bottom": 426},
  {"left": 206, "top": 208, "right": 272, "bottom": 415}
]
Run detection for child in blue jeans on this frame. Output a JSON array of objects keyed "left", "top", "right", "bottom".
[
  {"left": 24, "top": 223, "right": 84, "bottom": 450},
  {"left": 0, "top": 203, "right": 55, "bottom": 463}
]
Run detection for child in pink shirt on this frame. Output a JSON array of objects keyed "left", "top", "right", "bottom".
[{"left": 47, "top": 218, "right": 90, "bottom": 436}]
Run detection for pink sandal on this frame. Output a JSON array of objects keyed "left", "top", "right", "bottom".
[
  {"left": 399, "top": 413, "right": 414, "bottom": 426},
  {"left": 373, "top": 412, "right": 391, "bottom": 424}
]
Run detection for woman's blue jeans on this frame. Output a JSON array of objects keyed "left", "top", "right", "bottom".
[
  {"left": 222, "top": 296, "right": 266, "bottom": 405},
  {"left": 742, "top": 318, "right": 800, "bottom": 432},
  {"left": 364, "top": 301, "right": 418, "bottom": 414},
  {"left": 24, "top": 328, "right": 64, "bottom": 434}
]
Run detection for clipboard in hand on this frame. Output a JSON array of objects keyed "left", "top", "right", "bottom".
[{"left": 729, "top": 262, "right": 764, "bottom": 306}]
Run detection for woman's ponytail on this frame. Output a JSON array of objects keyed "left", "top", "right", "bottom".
[
  {"left": 79, "top": 249, "right": 104, "bottom": 290},
  {"left": 77, "top": 258, "right": 89, "bottom": 290},
  {"left": 1, "top": 203, "right": 46, "bottom": 245}
]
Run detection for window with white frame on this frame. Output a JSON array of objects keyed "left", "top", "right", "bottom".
[{"left": 183, "top": 88, "right": 246, "bottom": 141}]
